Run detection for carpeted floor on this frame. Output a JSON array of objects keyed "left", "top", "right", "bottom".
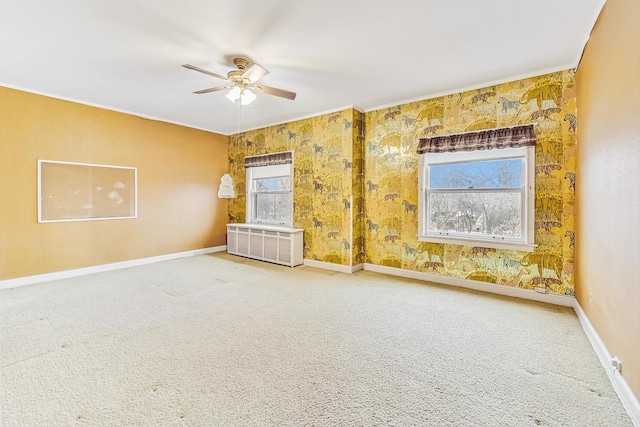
[{"left": 0, "top": 253, "right": 633, "bottom": 426}]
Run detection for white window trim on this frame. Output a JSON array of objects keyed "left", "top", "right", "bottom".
[
  {"left": 418, "top": 146, "right": 535, "bottom": 252},
  {"left": 246, "top": 163, "right": 294, "bottom": 227}
]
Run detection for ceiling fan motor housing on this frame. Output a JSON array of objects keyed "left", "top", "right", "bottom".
[
  {"left": 227, "top": 70, "right": 247, "bottom": 85},
  {"left": 229, "top": 58, "right": 252, "bottom": 85}
]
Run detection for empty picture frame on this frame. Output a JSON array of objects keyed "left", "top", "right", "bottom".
[{"left": 38, "top": 160, "right": 137, "bottom": 223}]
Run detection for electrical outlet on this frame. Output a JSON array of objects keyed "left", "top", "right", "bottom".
[{"left": 610, "top": 357, "right": 622, "bottom": 373}]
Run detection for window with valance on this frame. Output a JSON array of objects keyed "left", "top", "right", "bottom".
[
  {"left": 417, "top": 125, "right": 536, "bottom": 251},
  {"left": 245, "top": 151, "right": 294, "bottom": 226}
]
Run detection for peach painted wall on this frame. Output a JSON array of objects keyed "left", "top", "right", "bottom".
[
  {"left": 575, "top": 0, "right": 640, "bottom": 399},
  {"left": 0, "top": 87, "right": 229, "bottom": 280}
]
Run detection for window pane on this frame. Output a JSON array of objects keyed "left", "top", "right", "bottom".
[
  {"left": 428, "top": 191, "right": 521, "bottom": 238},
  {"left": 254, "top": 193, "right": 291, "bottom": 224},
  {"left": 253, "top": 176, "right": 290, "bottom": 192},
  {"left": 430, "top": 158, "right": 522, "bottom": 189}
]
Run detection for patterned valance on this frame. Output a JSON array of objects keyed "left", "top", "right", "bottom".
[
  {"left": 244, "top": 151, "right": 293, "bottom": 168},
  {"left": 417, "top": 124, "right": 536, "bottom": 154}
]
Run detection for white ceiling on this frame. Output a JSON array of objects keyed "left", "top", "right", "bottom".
[{"left": 1, "top": 0, "right": 605, "bottom": 135}]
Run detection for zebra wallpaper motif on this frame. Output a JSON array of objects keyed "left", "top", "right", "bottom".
[
  {"left": 351, "top": 110, "right": 366, "bottom": 265},
  {"left": 228, "top": 70, "right": 577, "bottom": 295},
  {"left": 364, "top": 70, "right": 577, "bottom": 294}
]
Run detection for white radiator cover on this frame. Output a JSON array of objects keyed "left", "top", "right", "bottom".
[{"left": 227, "top": 224, "right": 304, "bottom": 267}]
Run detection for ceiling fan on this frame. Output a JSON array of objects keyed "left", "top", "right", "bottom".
[{"left": 182, "top": 57, "right": 296, "bottom": 104}]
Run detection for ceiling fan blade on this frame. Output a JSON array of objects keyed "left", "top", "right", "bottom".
[
  {"left": 254, "top": 84, "right": 296, "bottom": 100},
  {"left": 193, "top": 86, "right": 229, "bottom": 94},
  {"left": 242, "top": 63, "right": 269, "bottom": 83},
  {"left": 182, "top": 64, "right": 227, "bottom": 81}
]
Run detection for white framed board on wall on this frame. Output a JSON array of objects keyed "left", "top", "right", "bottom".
[{"left": 38, "top": 160, "right": 137, "bottom": 223}]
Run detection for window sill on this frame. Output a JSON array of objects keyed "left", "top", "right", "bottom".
[{"left": 418, "top": 234, "right": 536, "bottom": 252}]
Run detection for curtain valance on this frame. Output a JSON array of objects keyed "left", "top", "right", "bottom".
[
  {"left": 244, "top": 151, "right": 293, "bottom": 168},
  {"left": 417, "top": 124, "right": 536, "bottom": 154}
]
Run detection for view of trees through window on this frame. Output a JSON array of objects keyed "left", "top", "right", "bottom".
[
  {"left": 252, "top": 176, "right": 291, "bottom": 224},
  {"left": 427, "top": 158, "right": 523, "bottom": 238}
]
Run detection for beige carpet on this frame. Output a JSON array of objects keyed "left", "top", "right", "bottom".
[{"left": 0, "top": 253, "right": 632, "bottom": 426}]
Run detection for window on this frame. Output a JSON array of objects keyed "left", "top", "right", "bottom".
[
  {"left": 417, "top": 125, "right": 535, "bottom": 251},
  {"left": 245, "top": 152, "right": 293, "bottom": 226}
]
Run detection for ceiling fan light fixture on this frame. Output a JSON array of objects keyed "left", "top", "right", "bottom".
[
  {"left": 225, "top": 86, "right": 242, "bottom": 102},
  {"left": 183, "top": 58, "right": 296, "bottom": 103},
  {"left": 241, "top": 89, "right": 256, "bottom": 105}
]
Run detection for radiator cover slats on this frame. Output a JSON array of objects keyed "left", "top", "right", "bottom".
[{"left": 227, "top": 224, "right": 304, "bottom": 267}]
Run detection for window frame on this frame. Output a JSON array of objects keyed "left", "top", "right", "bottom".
[
  {"left": 246, "top": 163, "right": 294, "bottom": 226},
  {"left": 418, "top": 146, "right": 535, "bottom": 252}
]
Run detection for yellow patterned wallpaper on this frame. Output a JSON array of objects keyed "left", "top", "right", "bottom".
[
  {"left": 228, "top": 70, "right": 577, "bottom": 295},
  {"left": 351, "top": 110, "right": 366, "bottom": 265},
  {"left": 364, "top": 70, "right": 577, "bottom": 294},
  {"left": 228, "top": 109, "right": 363, "bottom": 266}
]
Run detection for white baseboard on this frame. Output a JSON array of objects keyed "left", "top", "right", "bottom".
[
  {"left": 573, "top": 302, "right": 640, "bottom": 426},
  {"left": 0, "top": 246, "right": 227, "bottom": 290},
  {"left": 303, "top": 259, "right": 364, "bottom": 274},
  {"left": 300, "top": 260, "right": 574, "bottom": 307},
  {"left": 362, "top": 263, "right": 576, "bottom": 307},
  {"left": 351, "top": 263, "right": 364, "bottom": 272}
]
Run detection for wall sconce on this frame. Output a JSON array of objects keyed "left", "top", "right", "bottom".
[{"left": 218, "top": 173, "right": 235, "bottom": 198}]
